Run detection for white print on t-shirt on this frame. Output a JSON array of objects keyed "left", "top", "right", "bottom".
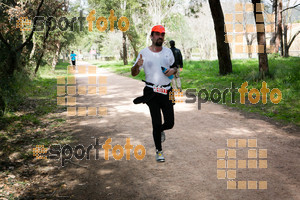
[{"left": 134, "top": 46, "right": 175, "bottom": 87}]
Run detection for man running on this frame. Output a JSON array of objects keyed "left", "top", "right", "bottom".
[
  {"left": 70, "top": 51, "right": 77, "bottom": 70},
  {"left": 169, "top": 40, "right": 183, "bottom": 92},
  {"left": 131, "top": 25, "right": 177, "bottom": 162}
]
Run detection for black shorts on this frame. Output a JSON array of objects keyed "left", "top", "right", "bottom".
[{"left": 72, "top": 60, "right": 76, "bottom": 66}]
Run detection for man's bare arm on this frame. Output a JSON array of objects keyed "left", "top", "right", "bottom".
[
  {"left": 131, "top": 54, "right": 143, "bottom": 76},
  {"left": 131, "top": 62, "right": 140, "bottom": 76}
]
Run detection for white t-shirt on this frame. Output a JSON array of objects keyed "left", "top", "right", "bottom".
[{"left": 134, "top": 46, "right": 175, "bottom": 87}]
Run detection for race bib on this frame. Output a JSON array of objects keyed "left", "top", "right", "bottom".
[{"left": 153, "top": 86, "right": 168, "bottom": 95}]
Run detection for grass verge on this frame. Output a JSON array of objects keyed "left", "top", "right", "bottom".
[{"left": 0, "top": 62, "right": 74, "bottom": 199}]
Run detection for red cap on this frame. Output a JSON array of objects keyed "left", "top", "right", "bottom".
[{"left": 151, "top": 25, "right": 165, "bottom": 33}]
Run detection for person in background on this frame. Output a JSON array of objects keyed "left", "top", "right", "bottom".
[
  {"left": 70, "top": 51, "right": 77, "bottom": 70},
  {"left": 169, "top": 40, "right": 183, "bottom": 92}
]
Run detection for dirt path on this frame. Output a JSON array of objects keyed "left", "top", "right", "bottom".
[{"left": 45, "top": 61, "right": 299, "bottom": 200}]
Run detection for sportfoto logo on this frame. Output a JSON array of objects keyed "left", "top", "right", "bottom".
[
  {"left": 16, "top": 9, "right": 129, "bottom": 32},
  {"left": 217, "top": 139, "right": 268, "bottom": 190},
  {"left": 175, "top": 81, "right": 282, "bottom": 109},
  {"left": 33, "top": 138, "right": 146, "bottom": 167},
  {"left": 57, "top": 65, "right": 108, "bottom": 116}
]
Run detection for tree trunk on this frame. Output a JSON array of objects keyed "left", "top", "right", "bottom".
[
  {"left": 252, "top": 0, "right": 269, "bottom": 78},
  {"left": 35, "top": 51, "right": 44, "bottom": 74},
  {"left": 283, "top": 25, "right": 288, "bottom": 57},
  {"left": 127, "top": 33, "right": 139, "bottom": 59},
  {"left": 7, "top": 50, "right": 18, "bottom": 77},
  {"left": 245, "top": 33, "right": 255, "bottom": 58},
  {"left": 62, "top": 51, "right": 67, "bottom": 62},
  {"left": 182, "top": 44, "right": 191, "bottom": 60},
  {"left": 270, "top": 0, "right": 277, "bottom": 46},
  {"left": 0, "top": 0, "right": 44, "bottom": 76},
  {"left": 186, "top": 48, "right": 192, "bottom": 60},
  {"left": 286, "top": 30, "right": 300, "bottom": 57},
  {"left": 52, "top": 41, "right": 61, "bottom": 70},
  {"left": 208, "top": 0, "right": 232, "bottom": 75},
  {"left": 146, "top": 28, "right": 152, "bottom": 47},
  {"left": 122, "top": 32, "right": 128, "bottom": 65},
  {"left": 181, "top": 44, "right": 185, "bottom": 59},
  {"left": 276, "top": 0, "right": 283, "bottom": 54},
  {"left": 34, "top": 24, "right": 51, "bottom": 74},
  {"left": 29, "top": 34, "right": 36, "bottom": 60},
  {"left": 132, "top": 47, "right": 138, "bottom": 59}
]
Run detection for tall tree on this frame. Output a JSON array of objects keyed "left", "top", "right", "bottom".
[
  {"left": 0, "top": 0, "right": 45, "bottom": 77},
  {"left": 122, "top": 32, "right": 128, "bottom": 65},
  {"left": 120, "top": 0, "right": 128, "bottom": 65},
  {"left": 34, "top": 0, "right": 68, "bottom": 74},
  {"left": 208, "top": 0, "right": 232, "bottom": 75},
  {"left": 144, "top": 0, "right": 182, "bottom": 46},
  {"left": 281, "top": 3, "right": 300, "bottom": 57},
  {"left": 252, "top": 0, "right": 269, "bottom": 77},
  {"left": 270, "top": 0, "right": 277, "bottom": 46},
  {"left": 90, "top": 0, "right": 137, "bottom": 65},
  {"left": 284, "top": 30, "right": 300, "bottom": 57},
  {"left": 275, "top": 0, "right": 283, "bottom": 54}
]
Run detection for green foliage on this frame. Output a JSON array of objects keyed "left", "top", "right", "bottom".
[
  {"left": 0, "top": 62, "right": 69, "bottom": 124},
  {"left": 0, "top": 63, "right": 73, "bottom": 190},
  {"left": 0, "top": 69, "right": 32, "bottom": 116}
]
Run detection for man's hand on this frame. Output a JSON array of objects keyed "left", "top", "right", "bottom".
[
  {"left": 164, "top": 68, "right": 176, "bottom": 77},
  {"left": 131, "top": 54, "right": 143, "bottom": 76},
  {"left": 136, "top": 54, "right": 143, "bottom": 67},
  {"left": 180, "top": 68, "right": 183, "bottom": 72}
]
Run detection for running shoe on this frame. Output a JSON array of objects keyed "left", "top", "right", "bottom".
[
  {"left": 161, "top": 131, "right": 166, "bottom": 143},
  {"left": 156, "top": 150, "right": 165, "bottom": 162}
]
